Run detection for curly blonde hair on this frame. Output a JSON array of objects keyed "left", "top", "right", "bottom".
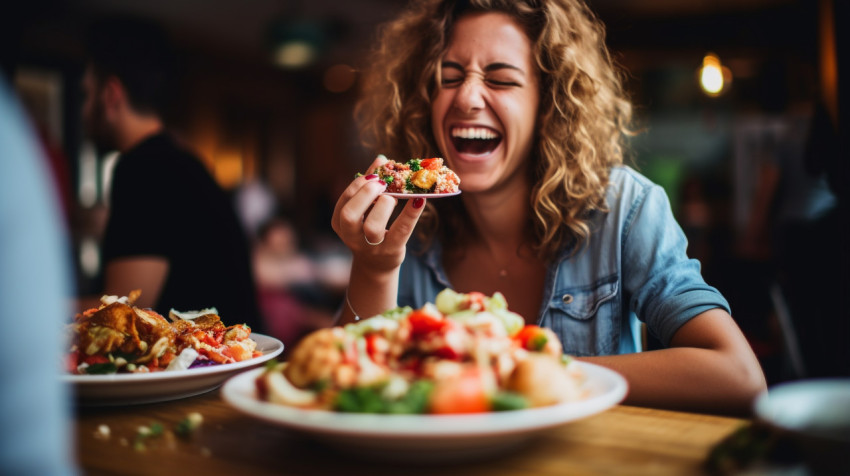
[{"left": 355, "top": 0, "right": 634, "bottom": 259}]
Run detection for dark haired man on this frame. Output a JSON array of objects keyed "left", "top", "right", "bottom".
[{"left": 82, "top": 17, "right": 264, "bottom": 332}]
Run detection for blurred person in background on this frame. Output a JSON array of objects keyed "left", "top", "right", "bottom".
[
  {"left": 332, "top": 0, "right": 765, "bottom": 415},
  {"left": 1, "top": 79, "right": 78, "bottom": 474},
  {"left": 253, "top": 216, "right": 333, "bottom": 347},
  {"left": 80, "top": 16, "right": 264, "bottom": 332}
]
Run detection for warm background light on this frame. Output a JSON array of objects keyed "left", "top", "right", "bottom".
[{"left": 699, "top": 53, "right": 732, "bottom": 97}]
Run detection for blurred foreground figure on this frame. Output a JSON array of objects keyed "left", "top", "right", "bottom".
[
  {"left": 81, "top": 16, "right": 263, "bottom": 332},
  {"left": 0, "top": 80, "right": 78, "bottom": 474}
]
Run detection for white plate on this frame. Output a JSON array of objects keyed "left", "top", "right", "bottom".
[
  {"left": 384, "top": 191, "right": 461, "bottom": 199},
  {"left": 65, "top": 333, "right": 284, "bottom": 406},
  {"left": 221, "top": 361, "right": 627, "bottom": 463}
]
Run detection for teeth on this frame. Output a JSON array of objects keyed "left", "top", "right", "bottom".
[{"left": 451, "top": 127, "right": 499, "bottom": 140}]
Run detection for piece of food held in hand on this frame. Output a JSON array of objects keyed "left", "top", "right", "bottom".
[
  {"left": 372, "top": 157, "right": 460, "bottom": 194},
  {"left": 256, "top": 289, "right": 587, "bottom": 414},
  {"left": 67, "top": 289, "right": 262, "bottom": 374}
]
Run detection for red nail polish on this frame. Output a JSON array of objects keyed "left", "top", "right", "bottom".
[
  {"left": 413, "top": 197, "right": 425, "bottom": 209},
  {"left": 378, "top": 180, "right": 387, "bottom": 186},
  {"left": 364, "top": 174, "right": 378, "bottom": 180}
]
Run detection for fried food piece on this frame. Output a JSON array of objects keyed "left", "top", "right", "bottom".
[
  {"left": 133, "top": 308, "right": 176, "bottom": 363},
  {"left": 77, "top": 302, "right": 143, "bottom": 356},
  {"left": 75, "top": 302, "right": 178, "bottom": 363},
  {"left": 284, "top": 328, "right": 354, "bottom": 388},
  {"left": 505, "top": 353, "right": 584, "bottom": 407}
]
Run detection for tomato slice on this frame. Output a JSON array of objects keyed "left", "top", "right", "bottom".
[
  {"left": 420, "top": 158, "right": 443, "bottom": 170},
  {"left": 365, "top": 334, "right": 389, "bottom": 365},
  {"left": 408, "top": 309, "right": 446, "bottom": 336},
  {"left": 67, "top": 351, "right": 81, "bottom": 373},
  {"left": 81, "top": 354, "right": 110, "bottom": 366}
]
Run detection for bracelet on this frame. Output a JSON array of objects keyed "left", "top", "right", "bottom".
[{"left": 345, "top": 289, "right": 361, "bottom": 321}]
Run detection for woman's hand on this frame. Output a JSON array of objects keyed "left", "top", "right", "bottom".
[
  {"left": 332, "top": 155, "right": 426, "bottom": 270},
  {"left": 331, "top": 155, "right": 427, "bottom": 323}
]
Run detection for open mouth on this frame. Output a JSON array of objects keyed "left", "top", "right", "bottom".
[{"left": 450, "top": 127, "right": 502, "bottom": 156}]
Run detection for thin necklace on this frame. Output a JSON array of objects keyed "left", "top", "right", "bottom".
[{"left": 490, "top": 246, "right": 521, "bottom": 279}]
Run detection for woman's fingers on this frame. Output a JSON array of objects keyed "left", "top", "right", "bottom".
[
  {"left": 385, "top": 196, "right": 426, "bottom": 248},
  {"left": 338, "top": 181, "right": 387, "bottom": 239},
  {"left": 330, "top": 155, "right": 426, "bottom": 270},
  {"left": 362, "top": 194, "right": 396, "bottom": 245},
  {"left": 332, "top": 155, "right": 389, "bottom": 235},
  {"left": 332, "top": 173, "right": 384, "bottom": 235}
]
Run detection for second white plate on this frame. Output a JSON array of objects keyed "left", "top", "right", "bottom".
[{"left": 65, "top": 333, "right": 284, "bottom": 406}]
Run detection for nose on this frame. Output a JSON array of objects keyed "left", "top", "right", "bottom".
[{"left": 453, "top": 77, "right": 485, "bottom": 114}]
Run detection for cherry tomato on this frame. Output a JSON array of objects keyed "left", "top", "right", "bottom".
[{"left": 514, "top": 325, "right": 550, "bottom": 352}]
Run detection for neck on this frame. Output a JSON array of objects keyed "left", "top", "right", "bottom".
[
  {"left": 116, "top": 114, "right": 164, "bottom": 152},
  {"left": 461, "top": 177, "right": 531, "bottom": 252}
]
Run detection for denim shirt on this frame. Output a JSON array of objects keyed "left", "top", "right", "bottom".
[{"left": 398, "top": 166, "right": 730, "bottom": 356}]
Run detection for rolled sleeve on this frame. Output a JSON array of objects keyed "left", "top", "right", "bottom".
[{"left": 623, "top": 182, "right": 730, "bottom": 346}]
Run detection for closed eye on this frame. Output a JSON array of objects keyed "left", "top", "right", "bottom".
[
  {"left": 440, "top": 60, "right": 526, "bottom": 89},
  {"left": 485, "top": 79, "right": 520, "bottom": 87},
  {"left": 441, "top": 77, "right": 463, "bottom": 87}
]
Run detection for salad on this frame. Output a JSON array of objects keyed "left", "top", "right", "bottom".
[
  {"left": 256, "top": 289, "right": 586, "bottom": 414},
  {"left": 67, "top": 290, "right": 262, "bottom": 375},
  {"left": 370, "top": 157, "right": 460, "bottom": 194}
]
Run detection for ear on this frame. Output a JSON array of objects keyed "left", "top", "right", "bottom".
[{"left": 100, "top": 76, "right": 128, "bottom": 114}]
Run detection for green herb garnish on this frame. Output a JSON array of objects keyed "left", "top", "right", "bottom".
[
  {"left": 85, "top": 362, "right": 118, "bottom": 374},
  {"left": 334, "top": 379, "right": 434, "bottom": 414},
  {"left": 491, "top": 391, "right": 529, "bottom": 411}
]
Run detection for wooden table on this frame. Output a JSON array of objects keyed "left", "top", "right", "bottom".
[{"left": 75, "top": 390, "right": 745, "bottom": 475}]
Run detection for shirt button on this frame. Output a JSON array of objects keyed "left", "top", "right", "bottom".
[{"left": 562, "top": 294, "right": 574, "bottom": 304}]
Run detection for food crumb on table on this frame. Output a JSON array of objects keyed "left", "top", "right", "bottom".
[{"left": 176, "top": 412, "right": 204, "bottom": 437}]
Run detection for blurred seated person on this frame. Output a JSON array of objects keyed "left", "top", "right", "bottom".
[
  {"left": 253, "top": 217, "right": 336, "bottom": 347},
  {"left": 254, "top": 217, "right": 316, "bottom": 290},
  {"left": 80, "top": 16, "right": 263, "bottom": 332}
]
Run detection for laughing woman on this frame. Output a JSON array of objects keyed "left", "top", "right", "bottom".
[{"left": 331, "top": 0, "right": 765, "bottom": 415}]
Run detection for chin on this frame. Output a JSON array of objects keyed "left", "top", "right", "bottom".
[{"left": 451, "top": 171, "right": 499, "bottom": 193}]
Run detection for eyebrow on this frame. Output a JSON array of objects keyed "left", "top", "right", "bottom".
[{"left": 441, "top": 61, "right": 526, "bottom": 75}]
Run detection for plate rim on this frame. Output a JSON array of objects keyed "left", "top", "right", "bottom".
[
  {"left": 383, "top": 191, "right": 461, "bottom": 199},
  {"left": 221, "top": 361, "right": 628, "bottom": 438}
]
